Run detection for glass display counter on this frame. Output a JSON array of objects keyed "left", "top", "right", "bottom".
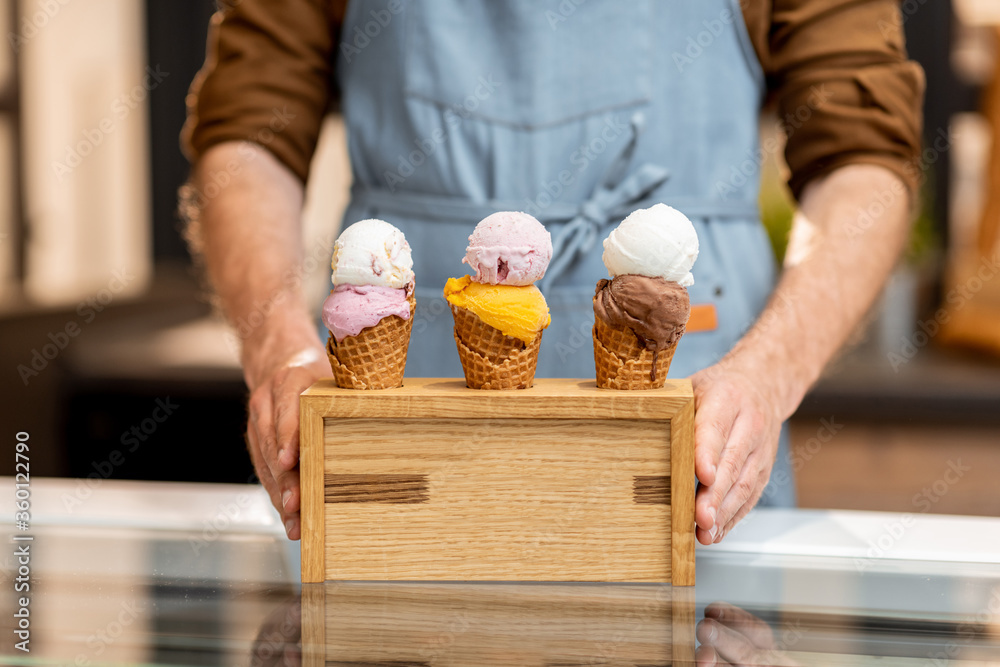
[{"left": 2, "top": 478, "right": 999, "bottom": 665}]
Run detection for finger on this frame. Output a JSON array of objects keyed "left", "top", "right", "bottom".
[
  {"left": 247, "top": 402, "right": 300, "bottom": 540},
  {"left": 708, "top": 615, "right": 776, "bottom": 666},
  {"left": 713, "top": 488, "right": 758, "bottom": 545},
  {"left": 695, "top": 643, "right": 723, "bottom": 666},
  {"left": 707, "top": 602, "right": 777, "bottom": 650},
  {"left": 693, "top": 385, "right": 739, "bottom": 489},
  {"left": 250, "top": 386, "right": 285, "bottom": 487},
  {"left": 273, "top": 466, "right": 301, "bottom": 540},
  {"left": 704, "top": 407, "right": 762, "bottom": 534},
  {"left": 272, "top": 376, "right": 305, "bottom": 514},
  {"left": 273, "top": 369, "right": 305, "bottom": 472},
  {"left": 276, "top": 465, "right": 301, "bottom": 517},
  {"left": 282, "top": 645, "right": 302, "bottom": 667},
  {"left": 715, "top": 470, "right": 769, "bottom": 544},
  {"left": 248, "top": 423, "right": 301, "bottom": 539},
  {"left": 693, "top": 409, "right": 740, "bottom": 535},
  {"left": 697, "top": 617, "right": 721, "bottom": 646},
  {"left": 247, "top": 425, "right": 282, "bottom": 514},
  {"left": 283, "top": 512, "right": 300, "bottom": 540},
  {"left": 697, "top": 439, "right": 751, "bottom": 544},
  {"left": 715, "top": 459, "right": 763, "bottom": 539}
]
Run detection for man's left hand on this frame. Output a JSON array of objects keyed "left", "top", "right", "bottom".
[{"left": 691, "top": 356, "right": 782, "bottom": 545}]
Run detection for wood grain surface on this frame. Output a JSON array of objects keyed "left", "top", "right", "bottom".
[
  {"left": 300, "top": 378, "right": 696, "bottom": 584},
  {"left": 302, "top": 377, "right": 692, "bottom": 420},
  {"left": 633, "top": 475, "right": 671, "bottom": 505},
  {"left": 300, "top": 399, "right": 327, "bottom": 583},
  {"left": 325, "top": 474, "right": 430, "bottom": 503},
  {"left": 301, "top": 583, "right": 326, "bottom": 667},
  {"left": 310, "top": 582, "right": 685, "bottom": 666},
  {"left": 323, "top": 418, "right": 670, "bottom": 581},
  {"left": 669, "top": 397, "right": 696, "bottom": 586}
]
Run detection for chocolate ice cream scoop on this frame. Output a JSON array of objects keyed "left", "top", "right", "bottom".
[{"left": 593, "top": 275, "right": 690, "bottom": 353}]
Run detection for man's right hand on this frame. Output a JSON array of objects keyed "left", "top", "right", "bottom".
[
  {"left": 244, "top": 333, "right": 330, "bottom": 541},
  {"left": 189, "top": 142, "right": 330, "bottom": 540}
]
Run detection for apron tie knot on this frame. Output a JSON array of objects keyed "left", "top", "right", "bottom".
[
  {"left": 540, "top": 113, "right": 670, "bottom": 293},
  {"left": 579, "top": 200, "right": 607, "bottom": 230}
]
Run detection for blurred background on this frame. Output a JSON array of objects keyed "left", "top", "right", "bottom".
[{"left": 1, "top": 0, "right": 998, "bottom": 515}]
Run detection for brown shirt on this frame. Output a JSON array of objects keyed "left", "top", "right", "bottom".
[{"left": 184, "top": 0, "right": 924, "bottom": 201}]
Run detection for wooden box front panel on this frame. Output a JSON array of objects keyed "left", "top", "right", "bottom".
[
  {"left": 322, "top": 418, "right": 671, "bottom": 581},
  {"left": 300, "top": 378, "right": 696, "bottom": 585}
]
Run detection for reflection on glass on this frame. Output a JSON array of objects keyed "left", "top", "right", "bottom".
[
  {"left": 694, "top": 599, "right": 1000, "bottom": 666},
  {"left": 6, "top": 522, "right": 1000, "bottom": 666},
  {"left": 697, "top": 602, "right": 802, "bottom": 667},
  {"left": 250, "top": 596, "right": 302, "bottom": 667},
  {"left": 295, "top": 582, "right": 695, "bottom": 666}
]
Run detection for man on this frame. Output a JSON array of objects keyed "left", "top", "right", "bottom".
[{"left": 182, "top": 0, "right": 924, "bottom": 544}]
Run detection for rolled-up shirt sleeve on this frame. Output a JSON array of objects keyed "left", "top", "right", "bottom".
[
  {"left": 182, "top": 0, "right": 342, "bottom": 183},
  {"left": 762, "top": 0, "right": 926, "bottom": 200}
]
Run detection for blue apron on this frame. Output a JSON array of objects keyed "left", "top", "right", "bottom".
[{"left": 334, "top": 0, "right": 795, "bottom": 507}]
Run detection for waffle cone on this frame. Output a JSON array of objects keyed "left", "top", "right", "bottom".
[
  {"left": 326, "top": 294, "right": 415, "bottom": 390},
  {"left": 592, "top": 314, "right": 682, "bottom": 390},
  {"left": 449, "top": 304, "right": 542, "bottom": 390}
]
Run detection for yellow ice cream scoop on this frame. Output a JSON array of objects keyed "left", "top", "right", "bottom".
[{"left": 444, "top": 275, "right": 550, "bottom": 344}]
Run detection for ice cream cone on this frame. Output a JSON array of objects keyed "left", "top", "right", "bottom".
[
  {"left": 327, "top": 294, "right": 415, "bottom": 390},
  {"left": 450, "top": 303, "right": 542, "bottom": 390},
  {"left": 592, "top": 314, "right": 681, "bottom": 390},
  {"left": 592, "top": 204, "right": 699, "bottom": 390}
]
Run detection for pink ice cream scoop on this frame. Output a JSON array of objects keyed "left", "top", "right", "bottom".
[
  {"left": 462, "top": 211, "right": 553, "bottom": 286},
  {"left": 322, "top": 284, "right": 411, "bottom": 342}
]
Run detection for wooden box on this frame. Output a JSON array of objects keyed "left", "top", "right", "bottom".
[
  {"left": 300, "top": 378, "right": 695, "bottom": 584},
  {"left": 301, "top": 581, "right": 696, "bottom": 666}
]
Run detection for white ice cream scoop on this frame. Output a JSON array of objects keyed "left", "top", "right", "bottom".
[
  {"left": 331, "top": 218, "right": 414, "bottom": 289},
  {"left": 601, "top": 203, "right": 699, "bottom": 287}
]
